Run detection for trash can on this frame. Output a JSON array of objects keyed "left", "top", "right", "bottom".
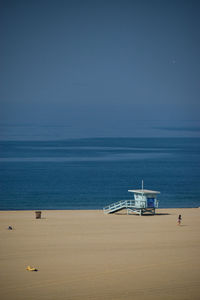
[{"left": 35, "top": 211, "right": 42, "bottom": 219}]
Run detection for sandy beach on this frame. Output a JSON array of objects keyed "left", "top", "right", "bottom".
[{"left": 0, "top": 208, "right": 200, "bottom": 300}]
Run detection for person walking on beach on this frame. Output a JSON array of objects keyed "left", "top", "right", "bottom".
[{"left": 177, "top": 214, "right": 182, "bottom": 225}]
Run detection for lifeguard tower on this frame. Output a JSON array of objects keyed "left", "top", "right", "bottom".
[{"left": 103, "top": 181, "right": 160, "bottom": 215}]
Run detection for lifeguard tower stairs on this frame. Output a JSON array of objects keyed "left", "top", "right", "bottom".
[{"left": 103, "top": 187, "right": 160, "bottom": 216}]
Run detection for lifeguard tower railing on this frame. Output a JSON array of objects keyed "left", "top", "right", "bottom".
[
  {"left": 103, "top": 200, "right": 135, "bottom": 214},
  {"left": 103, "top": 199, "right": 158, "bottom": 215}
]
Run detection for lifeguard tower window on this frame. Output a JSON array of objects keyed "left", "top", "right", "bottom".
[{"left": 147, "top": 198, "right": 155, "bottom": 208}]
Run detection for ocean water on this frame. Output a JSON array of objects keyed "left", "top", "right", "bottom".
[{"left": 0, "top": 138, "right": 200, "bottom": 210}]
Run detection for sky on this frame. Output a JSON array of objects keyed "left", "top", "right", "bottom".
[{"left": 1, "top": 0, "right": 200, "bottom": 139}]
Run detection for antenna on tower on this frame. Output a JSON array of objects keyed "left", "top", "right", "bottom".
[{"left": 142, "top": 180, "right": 144, "bottom": 191}]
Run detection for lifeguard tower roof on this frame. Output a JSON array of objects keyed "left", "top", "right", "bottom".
[{"left": 128, "top": 189, "right": 160, "bottom": 194}]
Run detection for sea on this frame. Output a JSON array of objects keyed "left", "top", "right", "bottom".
[{"left": 0, "top": 137, "right": 200, "bottom": 210}]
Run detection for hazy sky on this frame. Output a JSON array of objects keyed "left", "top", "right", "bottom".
[{"left": 1, "top": 0, "right": 200, "bottom": 138}]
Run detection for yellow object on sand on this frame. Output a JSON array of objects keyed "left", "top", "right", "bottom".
[{"left": 26, "top": 266, "right": 38, "bottom": 271}]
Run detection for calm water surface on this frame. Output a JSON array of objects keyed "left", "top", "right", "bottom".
[{"left": 0, "top": 138, "right": 200, "bottom": 210}]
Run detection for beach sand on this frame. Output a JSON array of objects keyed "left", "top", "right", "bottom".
[{"left": 0, "top": 208, "right": 200, "bottom": 300}]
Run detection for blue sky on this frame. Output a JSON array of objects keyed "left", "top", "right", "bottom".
[{"left": 1, "top": 0, "right": 200, "bottom": 139}]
